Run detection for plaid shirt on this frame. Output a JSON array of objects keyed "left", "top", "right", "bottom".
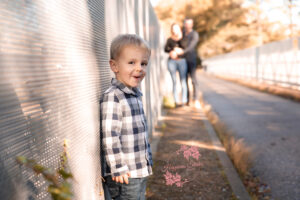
[{"left": 100, "top": 78, "right": 153, "bottom": 178}]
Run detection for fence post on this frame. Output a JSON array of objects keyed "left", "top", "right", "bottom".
[{"left": 255, "top": 47, "right": 260, "bottom": 81}]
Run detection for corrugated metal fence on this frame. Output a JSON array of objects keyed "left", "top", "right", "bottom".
[
  {"left": 0, "top": 0, "right": 167, "bottom": 199},
  {"left": 204, "top": 38, "right": 300, "bottom": 90}
]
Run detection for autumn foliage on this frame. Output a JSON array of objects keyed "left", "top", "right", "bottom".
[{"left": 154, "top": 0, "right": 295, "bottom": 58}]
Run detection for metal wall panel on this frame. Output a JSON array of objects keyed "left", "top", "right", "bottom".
[{"left": 0, "top": 0, "right": 166, "bottom": 199}]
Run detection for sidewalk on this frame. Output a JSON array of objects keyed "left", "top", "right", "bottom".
[{"left": 146, "top": 106, "right": 248, "bottom": 200}]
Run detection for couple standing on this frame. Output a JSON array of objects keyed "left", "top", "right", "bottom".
[{"left": 164, "top": 18, "right": 200, "bottom": 108}]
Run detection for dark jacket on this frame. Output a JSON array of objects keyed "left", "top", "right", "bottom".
[
  {"left": 164, "top": 38, "right": 185, "bottom": 59},
  {"left": 181, "top": 30, "right": 199, "bottom": 61}
]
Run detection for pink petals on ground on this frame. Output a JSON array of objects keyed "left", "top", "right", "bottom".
[
  {"left": 164, "top": 170, "right": 188, "bottom": 187},
  {"left": 176, "top": 145, "right": 201, "bottom": 161}
]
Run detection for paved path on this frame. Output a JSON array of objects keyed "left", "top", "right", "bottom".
[
  {"left": 197, "top": 73, "right": 300, "bottom": 200},
  {"left": 147, "top": 106, "right": 238, "bottom": 199}
]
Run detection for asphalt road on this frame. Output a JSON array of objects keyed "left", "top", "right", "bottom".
[{"left": 197, "top": 73, "right": 300, "bottom": 200}]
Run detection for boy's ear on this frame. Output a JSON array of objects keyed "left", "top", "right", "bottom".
[{"left": 109, "top": 59, "right": 119, "bottom": 73}]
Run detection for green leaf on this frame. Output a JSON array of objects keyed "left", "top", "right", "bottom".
[
  {"left": 58, "top": 169, "right": 73, "bottom": 180},
  {"left": 59, "top": 192, "right": 73, "bottom": 200},
  {"left": 48, "top": 185, "right": 61, "bottom": 195},
  {"left": 33, "top": 164, "right": 46, "bottom": 174},
  {"left": 16, "top": 141, "right": 74, "bottom": 200},
  {"left": 61, "top": 182, "right": 72, "bottom": 191},
  {"left": 16, "top": 156, "right": 28, "bottom": 164},
  {"left": 43, "top": 172, "right": 58, "bottom": 184}
]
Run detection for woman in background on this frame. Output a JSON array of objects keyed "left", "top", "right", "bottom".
[{"left": 164, "top": 23, "right": 188, "bottom": 107}]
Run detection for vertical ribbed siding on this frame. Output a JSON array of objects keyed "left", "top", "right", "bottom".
[
  {"left": 0, "top": 0, "right": 167, "bottom": 199},
  {"left": 0, "top": 1, "right": 104, "bottom": 199}
]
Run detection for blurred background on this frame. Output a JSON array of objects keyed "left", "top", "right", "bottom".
[{"left": 151, "top": 0, "right": 300, "bottom": 58}]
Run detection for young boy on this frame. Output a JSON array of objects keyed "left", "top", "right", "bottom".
[{"left": 100, "top": 34, "right": 153, "bottom": 200}]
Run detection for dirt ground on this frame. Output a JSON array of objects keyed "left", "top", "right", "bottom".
[{"left": 146, "top": 106, "right": 236, "bottom": 200}]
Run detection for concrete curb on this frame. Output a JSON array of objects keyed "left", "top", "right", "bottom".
[
  {"left": 200, "top": 103, "right": 251, "bottom": 200},
  {"left": 210, "top": 73, "right": 300, "bottom": 102}
]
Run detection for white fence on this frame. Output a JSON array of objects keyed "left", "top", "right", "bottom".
[{"left": 204, "top": 38, "right": 300, "bottom": 90}]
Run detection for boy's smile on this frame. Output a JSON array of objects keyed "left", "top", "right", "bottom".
[{"left": 110, "top": 45, "right": 149, "bottom": 88}]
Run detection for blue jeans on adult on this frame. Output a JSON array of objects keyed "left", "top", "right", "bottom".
[
  {"left": 103, "top": 176, "right": 147, "bottom": 200},
  {"left": 167, "top": 58, "right": 188, "bottom": 104}
]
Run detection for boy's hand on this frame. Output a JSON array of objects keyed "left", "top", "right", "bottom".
[{"left": 112, "top": 172, "right": 131, "bottom": 184}]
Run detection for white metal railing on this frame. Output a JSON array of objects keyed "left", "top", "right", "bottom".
[{"left": 204, "top": 38, "right": 300, "bottom": 90}]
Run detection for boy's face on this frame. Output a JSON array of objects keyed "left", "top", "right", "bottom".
[{"left": 110, "top": 45, "right": 149, "bottom": 88}]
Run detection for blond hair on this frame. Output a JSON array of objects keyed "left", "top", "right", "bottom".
[{"left": 110, "top": 34, "right": 151, "bottom": 60}]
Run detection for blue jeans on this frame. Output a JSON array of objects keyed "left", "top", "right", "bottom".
[
  {"left": 103, "top": 176, "right": 147, "bottom": 200},
  {"left": 167, "top": 58, "right": 188, "bottom": 104}
]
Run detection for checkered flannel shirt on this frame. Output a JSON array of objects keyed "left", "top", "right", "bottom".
[{"left": 100, "top": 78, "right": 153, "bottom": 178}]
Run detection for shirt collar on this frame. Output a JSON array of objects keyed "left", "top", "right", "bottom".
[{"left": 111, "top": 78, "right": 143, "bottom": 97}]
